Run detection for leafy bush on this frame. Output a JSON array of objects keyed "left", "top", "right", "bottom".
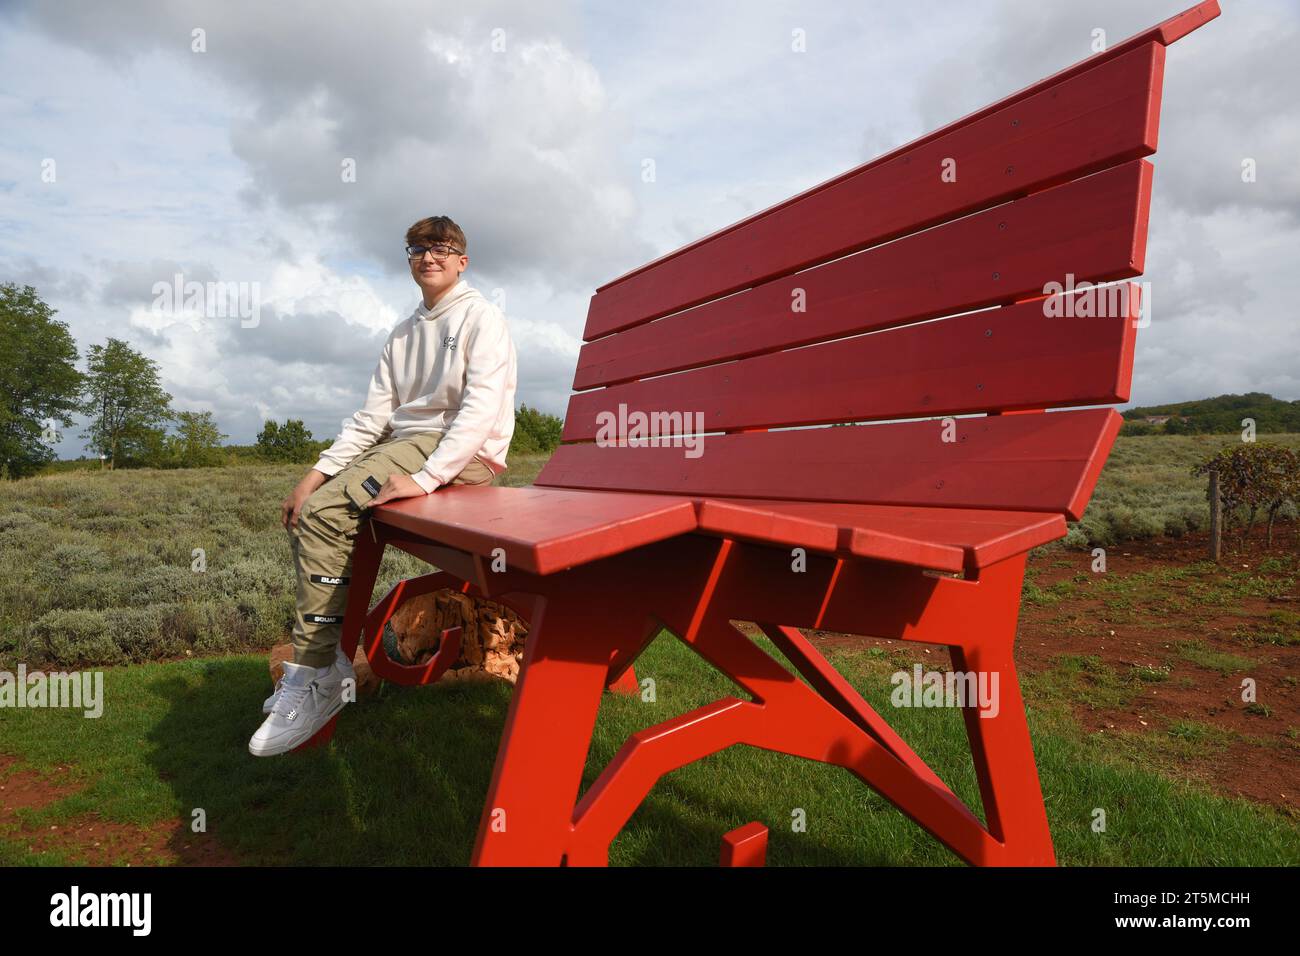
[
  {"left": 1062, "top": 433, "right": 1300, "bottom": 551},
  {"left": 1193, "top": 442, "right": 1300, "bottom": 546},
  {"left": 255, "top": 419, "right": 327, "bottom": 463},
  {"left": 116, "top": 411, "right": 228, "bottom": 469},
  {"left": 510, "top": 403, "right": 563, "bottom": 454}
]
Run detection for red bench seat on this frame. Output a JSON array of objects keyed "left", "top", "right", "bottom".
[{"left": 382, "top": 483, "right": 1068, "bottom": 575}]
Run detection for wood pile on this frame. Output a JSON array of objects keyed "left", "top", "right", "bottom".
[
  {"left": 387, "top": 589, "right": 528, "bottom": 684},
  {"left": 268, "top": 589, "right": 529, "bottom": 693}
]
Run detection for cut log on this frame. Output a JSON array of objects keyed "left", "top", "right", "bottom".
[
  {"left": 387, "top": 589, "right": 528, "bottom": 684},
  {"left": 267, "top": 590, "right": 529, "bottom": 694}
]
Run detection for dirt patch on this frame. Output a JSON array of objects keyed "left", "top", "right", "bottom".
[
  {"left": 1015, "top": 527, "right": 1298, "bottom": 815},
  {"left": 744, "top": 522, "right": 1300, "bottom": 816},
  {"left": 0, "top": 754, "right": 243, "bottom": 865}
]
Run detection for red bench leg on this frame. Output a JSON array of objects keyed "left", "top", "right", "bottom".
[
  {"left": 472, "top": 589, "right": 639, "bottom": 865},
  {"left": 951, "top": 638, "right": 1055, "bottom": 865},
  {"left": 720, "top": 822, "right": 768, "bottom": 866},
  {"left": 337, "top": 521, "right": 384, "bottom": 666},
  {"left": 565, "top": 613, "right": 1001, "bottom": 866},
  {"left": 605, "top": 663, "right": 640, "bottom": 696}
]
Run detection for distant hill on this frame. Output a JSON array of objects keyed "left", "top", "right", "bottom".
[{"left": 1121, "top": 392, "right": 1300, "bottom": 435}]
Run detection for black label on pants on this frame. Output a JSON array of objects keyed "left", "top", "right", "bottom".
[
  {"left": 361, "top": 475, "right": 382, "bottom": 497},
  {"left": 309, "top": 574, "right": 350, "bottom": 586},
  {"left": 305, "top": 614, "right": 342, "bottom": 625}
]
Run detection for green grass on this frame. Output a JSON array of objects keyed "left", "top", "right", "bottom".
[
  {"left": 1, "top": 631, "right": 1295, "bottom": 867},
  {"left": 1023, "top": 654, "right": 1144, "bottom": 713},
  {"left": 1166, "top": 720, "right": 1234, "bottom": 746},
  {"left": 2, "top": 438, "right": 1297, "bottom": 865},
  {"left": 1237, "top": 610, "right": 1300, "bottom": 648},
  {"left": 0, "top": 455, "right": 556, "bottom": 669},
  {"left": 1058, "top": 432, "right": 1300, "bottom": 550},
  {"left": 2, "top": 438, "right": 1297, "bottom": 669},
  {"left": 1021, "top": 554, "right": 1298, "bottom": 630},
  {"left": 1174, "top": 640, "right": 1256, "bottom": 677}
]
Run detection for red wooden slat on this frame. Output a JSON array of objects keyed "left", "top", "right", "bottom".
[
  {"left": 693, "top": 498, "right": 966, "bottom": 572},
  {"left": 583, "top": 0, "right": 1218, "bottom": 343},
  {"left": 582, "top": 43, "right": 1161, "bottom": 344},
  {"left": 536, "top": 407, "right": 1122, "bottom": 521},
  {"left": 574, "top": 160, "right": 1152, "bottom": 392},
  {"left": 372, "top": 486, "right": 698, "bottom": 576},
  {"left": 564, "top": 285, "right": 1139, "bottom": 440},
  {"left": 693, "top": 499, "right": 1067, "bottom": 571},
  {"left": 691, "top": 499, "right": 842, "bottom": 556}
]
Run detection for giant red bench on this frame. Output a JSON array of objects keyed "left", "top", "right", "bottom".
[{"left": 316, "top": 1, "right": 1220, "bottom": 866}]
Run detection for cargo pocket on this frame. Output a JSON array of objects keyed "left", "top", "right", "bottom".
[
  {"left": 296, "top": 480, "right": 356, "bottom": 542},
  {"left": 342, "top": 471, "right": 385, "bottom": 514},
  {"left": 301, "top": 474, "right": 375, "bottom": 541}
]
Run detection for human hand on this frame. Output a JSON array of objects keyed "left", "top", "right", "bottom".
[
  {"left": 366, "top": 472, "right": 428, "bottom": 508},
  {"left": 282, "top": 469, "right": 328, "bottom": 530}
]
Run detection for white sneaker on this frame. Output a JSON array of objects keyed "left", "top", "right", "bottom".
[
  {"left": 263, "top": 644, "right": 353, "bottom": 714},
  {"left": 248, "top": 654, "right": 356, "bottom": 757}
]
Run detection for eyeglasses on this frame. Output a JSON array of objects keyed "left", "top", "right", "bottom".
[{"left": 406, "top": 243, "right": 464, "bottom": 261}]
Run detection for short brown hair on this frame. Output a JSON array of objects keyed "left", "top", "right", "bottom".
[{"left": 405, "top": 215, "right": 467, "bottom": 253}]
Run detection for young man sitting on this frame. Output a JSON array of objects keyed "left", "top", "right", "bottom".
[{"left": 249, "top": 215, "right": 518, "bottom": 756}]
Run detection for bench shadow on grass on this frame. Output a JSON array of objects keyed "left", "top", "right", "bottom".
[
  {"left": 143, "top": 656, "right": 511, "bottom": 866},
  {"left": 599, "top": 771, "right": 904, "bottom": 867},
  {"left": 143, "top": 656, "right": 896, "bottom": 866}
]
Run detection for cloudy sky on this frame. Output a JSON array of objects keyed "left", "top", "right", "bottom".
[{"left": 1, "top": 0, "right": 1295, "bottom": 460}]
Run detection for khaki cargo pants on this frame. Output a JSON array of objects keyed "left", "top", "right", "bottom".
[{"left": 289, "top": 433, "right": 495, "bottom": 668}]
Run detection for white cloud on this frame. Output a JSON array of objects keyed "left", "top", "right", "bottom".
[{"left": 1, "top": 0, "right": 1295, "bottom": 467}]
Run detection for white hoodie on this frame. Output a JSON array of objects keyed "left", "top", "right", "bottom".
[{"left": 312, "top": 278, "right": 518, "bottom": 493}]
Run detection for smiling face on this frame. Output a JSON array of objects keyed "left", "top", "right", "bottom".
[
  {"left": 407, "top": 241, "right": 467, "bottom": 305},
  {"left": 404, "top": 215, "right": 469, "bottom": 308}
]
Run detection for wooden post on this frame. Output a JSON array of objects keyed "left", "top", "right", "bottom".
[{"left": 1209, "top": 470, "right": 1222, "bottom": 563}]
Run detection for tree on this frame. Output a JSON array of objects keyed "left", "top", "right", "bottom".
[
  {"left": 119, "top": 425, "right": 173, "bottom": 469},
  {"left": 1119, "top": 420, "right": 1156, "bottom": 436},
  {"left": 154, "top": 411, "right": 228, "bottom": 468},
  {"left": 256, "top": 418, "right": 320, "bottom": 463},
  {"left": 0, "top": 284, "right": 83, "bottom": 479},
  {"left": 115, "top": 411, "right": 228, "bottom": 469},
  {"left": 511, "top": 403, "right": 564, "bottom": 454},
  {"left": 79, "top": 338, "right": 174, "bottom": 469},
  {"left": 173, "top": 411, "right": 227, "bottom": 467}
]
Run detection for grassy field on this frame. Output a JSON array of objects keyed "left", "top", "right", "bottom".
[
  {"left": 2, "top": 435, "right": 1297, "bottom": 671},
  {"left": 1063, "top": 432, "right": 1299, "bottom": 548},
  {"left": 1, "top": 629, "right": 1295, "bottom": 866},
  {"left": 0, "top": 436, "right": 1297, "bottom": 865},
  {"left": 0, "top": 454, "right": 552, "bottom": 669}
]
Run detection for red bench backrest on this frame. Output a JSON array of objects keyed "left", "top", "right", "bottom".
[{"left": 536, "top": 1, "right": 1220, "bottom": 522}]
